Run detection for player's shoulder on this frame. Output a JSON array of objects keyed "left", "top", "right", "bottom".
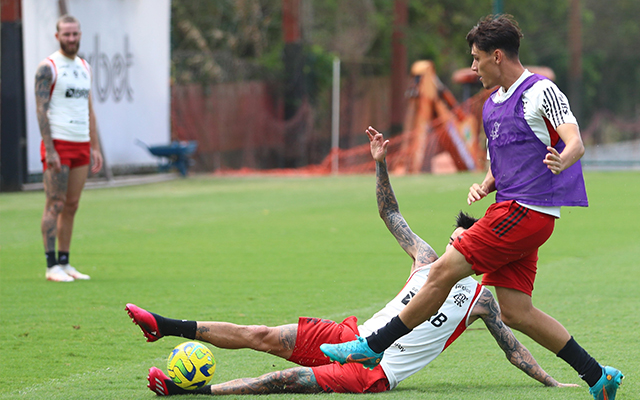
[
  {"left": 35, "top": 58, "right": 55, "bottom": 78},
  {"left": 528, "top": 76, "right": 566, "bottom": 97}
]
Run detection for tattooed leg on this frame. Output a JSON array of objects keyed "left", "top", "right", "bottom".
[
  {"left": 195, "top": 323, "right": 298, "bottom": 360},
  {"left": 42, "top": 166, "right": 69, "bottom": 252},
  {"left": 209, "top": 367, "right": 321, "bottom": 395},
  {"left": 475, "top": 287, "right": 562, "bottom": 387}
]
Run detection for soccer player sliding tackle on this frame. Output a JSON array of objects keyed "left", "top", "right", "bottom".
[{"left": 125, "top": 128, "right": 579, "bottom": 396}]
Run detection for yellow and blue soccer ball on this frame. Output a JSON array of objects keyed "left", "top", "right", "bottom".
[{"left": 167, "top": 341, "right": 216, "bottom": 389}]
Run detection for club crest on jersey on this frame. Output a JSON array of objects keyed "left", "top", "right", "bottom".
[{"left": 490, "top": 121, "right": 500, "bottom": 140}]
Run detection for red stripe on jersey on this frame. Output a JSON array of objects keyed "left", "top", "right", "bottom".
[
  {"left": 396, "top": 267, "right": 425, "bottom": 296},
  {"left": 46, "top": 57, "right": 58, "bottom": 98},
  {"left": 443, "top": 284, "right": 483, "bottom": 350},
  {"left": 80, "top": 57, "right": 91, "bottom": 75},
  {"left": 544, "top": 116, "right": 561, "bottom": 147}
]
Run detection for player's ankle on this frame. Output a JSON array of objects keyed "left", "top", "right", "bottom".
[{"left": 154, "top": 314, "right": 197, "bottom": 339}]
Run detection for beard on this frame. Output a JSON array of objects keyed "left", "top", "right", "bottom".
[{"left": 60, "top": 40, "right": 80, "bottom": 57}]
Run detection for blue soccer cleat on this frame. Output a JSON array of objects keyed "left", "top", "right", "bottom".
[
  {"left": 589, "top": 366, "right": 624, "bottom": 400},
  {"left": 320, "top": 335, "right": 383, "bottom": 370}
]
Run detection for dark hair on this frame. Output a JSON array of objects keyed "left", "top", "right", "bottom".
[
  {"left": 455, "top": 211, "right": 478, "bottom": 230},
  {"left": 466, "top": 14, "right": 523, "bottom": 59}
]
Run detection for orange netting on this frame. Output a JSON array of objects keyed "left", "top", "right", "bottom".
[{"left": 172, "top": 61, "right": 491, "bottom": 177}]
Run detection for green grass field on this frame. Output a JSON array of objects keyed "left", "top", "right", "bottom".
[{"left": 1, "top": 171, "right": 638, "bottom": 399}]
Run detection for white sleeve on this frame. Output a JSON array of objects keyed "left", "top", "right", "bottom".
[{"left": 525, "top": 80, "right": 578, "bottom": 129}]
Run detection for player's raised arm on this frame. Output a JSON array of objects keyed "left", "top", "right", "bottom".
[
  {"left": 471, "top": 288, "right": 579, "bottom": 388},
  {"left": 367, "top": 127, "right": 438, "bottom": 269}
]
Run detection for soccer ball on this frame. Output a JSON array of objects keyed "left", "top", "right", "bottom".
[{"left": 167, "top": 341, "right": 216, "bottom": 390}]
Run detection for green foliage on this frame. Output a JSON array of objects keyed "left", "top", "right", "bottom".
[
  {"left": 170, "top": 0, "right": 639, "bottom": 133},
  {"left": 581, "top": 0, "right": 640, "bottom": 118},
  {"left": 1, "top": 172, "right": 639, "bottom": 399}
]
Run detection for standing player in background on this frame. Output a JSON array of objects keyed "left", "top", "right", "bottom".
[
  {"left": 35, "top": 15, "right": 103, "bottom": 282},
  {"left": 322, "top": 15, "right": 623, "bottom": 400}
]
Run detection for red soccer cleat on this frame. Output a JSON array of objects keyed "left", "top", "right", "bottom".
[
  {"left": 125, "top": 303, "right": 163, "bottom": 342},
  {"left": 148, "top": 367, "right": 171, "bottom": 396}
]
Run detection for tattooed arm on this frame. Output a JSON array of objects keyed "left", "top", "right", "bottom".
[
  {"left": 35, "top": 61, "right": 61, "bottom": 173},
  {"left": 471, "top": 288, "right": 578, "bottom": 387},
  {"left": 208, "top": 367, "right": 322, "bottom": 395},
  {"left": 368, "top": 127, "right": 438, "bottom": 270}
]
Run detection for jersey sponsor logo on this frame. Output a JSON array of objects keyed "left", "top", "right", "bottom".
[
  {"left": 392, "top": 342, "right": 406, "bottom": 352},
  {"left": 454, "top": 283, "right": 472, "bottom": 294},
  {"left": 65, "top": 87, "right": 90, "bottom": 99}
]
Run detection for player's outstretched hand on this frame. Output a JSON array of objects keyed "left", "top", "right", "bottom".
[
  {"left": 467, "top": 183, "right": 488, "bottom": 205},
  {"left": 555, "top": 382, "right": 581, "bottom": 388},
  {"left": 366, "top": 126, "right": 389, "bottom": 162},
  {"left": 543, "top": 146, "right": 563, "bottom": 175}
]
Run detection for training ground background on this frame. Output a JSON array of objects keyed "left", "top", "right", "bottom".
[{"left": 0, "top": 171, "right": 638, "bottom": 399}]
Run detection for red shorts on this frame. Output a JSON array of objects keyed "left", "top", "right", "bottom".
[
  {"left": 41, "top": 140, "right": 91, "bottom": 171},
  {"left": 452, "top": 200, "right": 555, "bottom": 296},
  {"left": 287, "top": 316, "right": 389, "bottom": 393}
]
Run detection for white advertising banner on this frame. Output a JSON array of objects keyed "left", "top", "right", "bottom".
[{"left": 22, "top": 0, "right": 171, "bottom": 174}]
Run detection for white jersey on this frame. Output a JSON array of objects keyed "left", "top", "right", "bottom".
[
  {"left": 489, "top": 70, "right": 578, "bottom": 218},
  {"left": 45, "top": 51, "right": 92, "bottom": 142},
  {"left": 491, "top": 69, "right": 578, "bottom": 136},
  {"left": 358, "top": 266, "right": 482, "bottom": 389}
]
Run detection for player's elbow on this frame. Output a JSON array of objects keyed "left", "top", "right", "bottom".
[
  {"left": 565, "top": 132, "right": 585, "bottom": 159},
  {"left": 577, "top": 142, "right": 585, "bottom": 158},
  {"left": 380, "top": 208, "right": 398, "bottom": 222}
]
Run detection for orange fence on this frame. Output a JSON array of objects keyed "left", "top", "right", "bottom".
[{"left": 171, "top": 61, "right": 490, "bottom": 176}]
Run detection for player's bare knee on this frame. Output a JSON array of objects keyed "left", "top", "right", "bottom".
[
  {"left": 62, "top": 199, "right": 80, "bottom": 216},
  {"left": 246, "top": 325, "right": 276, "bottom": 351},
  {"left": 46, "top": 199, "right": 65, "bottom": 216},
  {"left": 500, "top": 306, "right": 530, "bottom": 331},
  {"left": 499, "top": 309, "right": 517, "bottom": 327}
]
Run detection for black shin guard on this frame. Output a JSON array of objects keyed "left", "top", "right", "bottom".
[
  {"left": 153, "top": 313, "right": 197, "bottom": 340},
  {"left": 556, "top": 337, "right": 602, "bottom": 387},
  {"left": 46, "top": 251, "right": 57, "bottom": 268},
  {"left": 165, "top": 379, "right": 211, "bottom": 395},
  {"left": 57, "top": 251, "right": 69, "bottom": 265},
  {"left": 366, "top": 316, "right": 412, "bottom": 353}
]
